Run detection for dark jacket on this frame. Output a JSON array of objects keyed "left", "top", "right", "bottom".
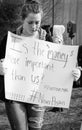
[
  {"left": 0, "top": 34, "right": 7, "bottom": 101},
  {"left": 73, "top": 45, "right": 82, "bottom": 88}
]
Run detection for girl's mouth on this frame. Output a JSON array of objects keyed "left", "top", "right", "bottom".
[{"left": 32, "top": 29, "right": 37, "bottom": 32}]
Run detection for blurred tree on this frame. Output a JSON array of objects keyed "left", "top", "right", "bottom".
[
  {"left": 1, "top": 0, "right": 24, "bottom": 5},
  {"left": 25, "top": 0, "right": 40, "bottom": 3},
  {"left": 0, "top": 0, "right": 24, "bottom": 24},
  {"left": 0, "top": 0, "right": 24, "bottom": 42}
]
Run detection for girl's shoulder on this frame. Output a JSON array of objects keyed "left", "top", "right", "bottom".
[{"left": 39, "top": 28, "right": 46, "bottom": 40}]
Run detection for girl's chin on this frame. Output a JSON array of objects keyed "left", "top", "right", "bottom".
[
  {"left": 23, "top": 31, "right": 36, "bottom": 36},
  {"left": 30, "top": 32, "right": 37, "bottom": 35}
]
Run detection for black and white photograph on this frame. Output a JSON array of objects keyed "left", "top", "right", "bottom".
[{"left": 0, "top": 0, "right": 82, "bottom": 130}]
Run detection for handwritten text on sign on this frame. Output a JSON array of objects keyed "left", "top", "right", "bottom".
[{"left": 4, "top": 31, "right": 78, "bottom": 108}]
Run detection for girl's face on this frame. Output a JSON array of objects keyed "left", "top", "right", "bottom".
[{"left": 23, "top": 13, "right": 42, "bottom": 36}]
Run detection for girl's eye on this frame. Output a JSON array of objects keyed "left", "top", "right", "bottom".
[
  {"left": 28, "top": 21, "right": 39, "bottom": 25},
  {"left": 28, "top": 21, "right": 34, "bottom": 24}
]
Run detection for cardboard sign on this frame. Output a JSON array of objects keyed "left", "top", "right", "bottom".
[{"left": 4, "top": 31, "right": 78, "bottom": 108}]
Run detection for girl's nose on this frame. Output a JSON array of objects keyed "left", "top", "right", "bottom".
[{"left": 32, "top": 23, "right": 36, "bottom": 29}]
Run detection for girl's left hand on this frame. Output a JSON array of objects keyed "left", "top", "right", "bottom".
[{"left": 72, "top": 67, "right": 81, "bottom": 81}]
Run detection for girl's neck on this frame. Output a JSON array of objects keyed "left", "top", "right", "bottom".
[{"left": 22, "top": 30, "right": 39, "bottom": 39}]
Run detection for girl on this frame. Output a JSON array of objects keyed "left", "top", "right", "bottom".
[{"left": 0, "top": 1, "right": 81, "bottom": 130}]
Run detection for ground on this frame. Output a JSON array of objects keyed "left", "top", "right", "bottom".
[{"left": 0, "top": 88, "right": 82, "bottom": 130}]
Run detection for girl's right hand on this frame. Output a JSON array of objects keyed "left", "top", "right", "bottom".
[{"left": 0, "top": 59, "right": 5, "bottom": 75}]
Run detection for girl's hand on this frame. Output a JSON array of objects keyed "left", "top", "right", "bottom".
[
  {"left": 72, "top": 67, "right": 81, "bottom": 81},
  {"left": 0, "top": 59, "right": 7, "bottom": 75}
]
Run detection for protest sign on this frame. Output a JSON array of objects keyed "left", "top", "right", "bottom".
[{"left": 4, "top": 31, "right": 79, "bottom": 108}]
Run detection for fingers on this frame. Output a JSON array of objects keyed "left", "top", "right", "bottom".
[
  {"left": 0, "top": 58, "right": 4, "bottom": 62},
  {"left": 0, "top": 59, "right": 7, "bottom": 75},
  {"left": 72, "top": 68, "right": 81, "bottom": 81}
]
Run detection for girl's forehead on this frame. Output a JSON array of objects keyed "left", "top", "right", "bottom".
[{"left": 26, "top": 13, "right": 42, "bottom": 20}]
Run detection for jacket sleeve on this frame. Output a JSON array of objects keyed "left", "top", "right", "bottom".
[
  {"left": 0, "top": 35, "right": 7, "bottom": 59},
  {"left": 77, "top": 45, "right": 82, "bottom": 67},
  {"left": 73, "top": 45, "right": 82, "bottom": 88},
  {"left": 0, "top": 35, "right": 7, "bottom": 101},
  {"left": 46, "top": 33, "right": 53, "bottom": 42}
]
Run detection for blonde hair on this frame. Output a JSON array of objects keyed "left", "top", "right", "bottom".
[{"left": 21, "top": 0, "right": 43, "bottom": 20}]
